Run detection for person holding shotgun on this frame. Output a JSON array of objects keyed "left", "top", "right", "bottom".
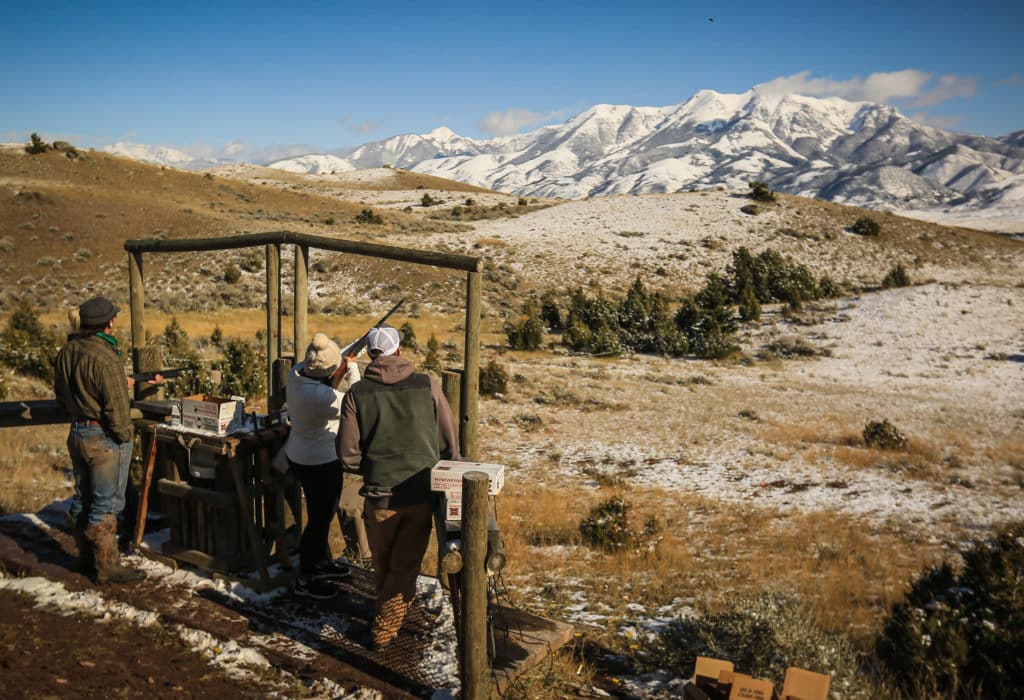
[
  {"left": 338, "top": 325, "right": 460, "bottom": 650},
  {"left": 284, "top": 332, "right": 360, "bottom": 599}
]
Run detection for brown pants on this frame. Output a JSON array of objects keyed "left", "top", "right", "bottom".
[{"left": 364, "top": 499, "right": 433, "bottom": 647}]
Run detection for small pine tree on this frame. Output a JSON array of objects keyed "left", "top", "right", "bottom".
[
  {"left": 881, "top": 263, "right": 911, "bottom": 289},
  {"left": 355, "top": 208, "right": 383, "bottom": 224},
  {"left": 161, "top": 317, "right": 190, "bottom": 357},
  {"left": 676, "top": 274, "right": 739, "bottom": 359},
  {"left": 738, "top": 284, "right": 761, "bottom": 322},
  {"left": 215, "top": 337, "right": 265, "bottom": 399},
  {"left": 748, "top": 181, "right": 776, "bottom": 202},
  {"left": 506, "top": 298, "right": 544, "bottom": 350},
  {"left": 850, "top": 217, "right": 880, "bottom": 236},
  {"left": 818, "top": 275, "right": 842, "bottom": 298},
  {"left": 0, "top": 301, "right": 60, "bottom": 382},
  {"left": 421, "top": 333, "right": 443, "bottom": 375},
  {"left": 479, "top": 358, "right": 509, "bottom": 396},
  {"left": 420, "top": 193, "right": 436, "bottom": 207},
  {"left": 540, "top": 291, "right": 562, "bottom": 330},
  {"left": 239, "top": 251, "right": 263, "bottom": 272},
  {"left": 223, "top": 264, "right": 242, "bottom": 284},
  {"left": 25, "top": 132, "right": 51, "bottom": 154},
  {"left": 398, "top": 322, "right": 418, "bottom": 353}
]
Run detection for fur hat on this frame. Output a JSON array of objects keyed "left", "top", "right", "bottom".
[
  {"left": 78, "top": 297, "right": 120, "bottom": 328},
  {"left": 303, "top": 333, "right": 342, "bottom": 377},
  {"left": 366, "top": 325, "right": 401, "bottom": 357}
]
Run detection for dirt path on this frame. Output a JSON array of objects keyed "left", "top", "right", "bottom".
[{"left": 0, "top": 505, "right": 454, "bottom": 698}]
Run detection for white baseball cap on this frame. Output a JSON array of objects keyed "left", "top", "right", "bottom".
[{"left": 366, "top": 325, "right": 401, "bottom": 357}]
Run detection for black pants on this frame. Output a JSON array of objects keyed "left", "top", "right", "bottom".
[{"left": 289, "top": 459, "right": 344, "bottom": 575}]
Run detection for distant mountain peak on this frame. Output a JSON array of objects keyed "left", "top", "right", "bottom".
[
  {"left": 110, "top": 88, "right": 1023, "bottom": 225},
  {"left": 429, "top": 126, "right": 457, "bottom": 140}
]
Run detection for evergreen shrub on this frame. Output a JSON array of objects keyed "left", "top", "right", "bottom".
[{"left": 876, "top": 521, "right": 1024, "bottom": 699}]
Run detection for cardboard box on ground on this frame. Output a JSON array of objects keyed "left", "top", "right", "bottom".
[
  {"left": 430, "top": 461, "right": 505, "bottom": 522},
  {"left": 180, "top": 394, "right": 246, "bottom": 435},
  {"left": 685, "top": 656, "right": 830, "bottom": 700}
]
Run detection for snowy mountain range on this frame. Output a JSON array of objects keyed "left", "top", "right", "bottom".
[
  {"left": 273, "top": 90, "right": 1024, "bottom": 227},
  {"left": 108, "top": 90, "right": 1024, "bottom": 227}
]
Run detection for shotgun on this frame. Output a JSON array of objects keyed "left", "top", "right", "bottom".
[
  {"left": 340, "top": 298, "right": 405, "bottom": 359},
  {"left": 129, "top": 367, "right": 192, "bottom": 382}
]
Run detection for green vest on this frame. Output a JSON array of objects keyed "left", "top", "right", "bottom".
[{"left": 351, "top": 371, "right": 439, "bottom": 504}]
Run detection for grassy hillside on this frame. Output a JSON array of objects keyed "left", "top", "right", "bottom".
[{"left": 1, "top": 141, "right": 1022, "bottom": 697}]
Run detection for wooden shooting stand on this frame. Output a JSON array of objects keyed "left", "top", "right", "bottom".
[
  {"left": 145, "top": 421, "right": 296, "bottom": 592},
  {"left": 124, "top": 231, "right": 484, "bottom": 589},
  {"left": 120, "top": 231, "right": 573, "bottom": 693}
]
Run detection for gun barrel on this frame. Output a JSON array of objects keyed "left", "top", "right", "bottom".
[{"left": 341, "top": 299, "right": 405, "bottom": 357}]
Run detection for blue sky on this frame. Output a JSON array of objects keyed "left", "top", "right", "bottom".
[{"left": 3, "top": 0, "right": 1021, "bottom": 162}]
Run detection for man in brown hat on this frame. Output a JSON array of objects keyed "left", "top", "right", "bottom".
[
  {"left": 54, "top": 296, "right": 144, "bottom": 584},
  {"left": 338, "top": 325, "right": 460, "bottom": 650}
]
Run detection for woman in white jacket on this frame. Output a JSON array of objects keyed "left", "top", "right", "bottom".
[{"left": 285, "top": 333, "right": 359, "bottom": 599}]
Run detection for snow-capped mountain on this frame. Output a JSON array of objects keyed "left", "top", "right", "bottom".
[
  {"left": 103, "top": 142, "right": 199, "bottom": 167},
  {"left": 268, "top": 90, "right": 1024, "bottom": 224},
  {"left": 102, "top": 142, "right": 238, "bottom": 170},
  {"left": 266, "top": 153, "right": 354, "bottom": 174}
]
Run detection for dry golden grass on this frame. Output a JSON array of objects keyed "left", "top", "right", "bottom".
[
  {"left": 0, "top": 424, "right": 71, "bottom": 515},
  {"left": 2, "top": 144, "right": 1021, "bottom": 694},
  {"left": 500, "top": 482, "right": 944, "bottom": 654}
]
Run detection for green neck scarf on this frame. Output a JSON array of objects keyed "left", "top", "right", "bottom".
[{"left": 96, "top": 332, "right": 122, "bottom": 357}]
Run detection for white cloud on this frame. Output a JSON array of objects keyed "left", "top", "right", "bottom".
[
  {"left": 754, "top": 69, "right": 975, "bottom": 107},
  {"left": 338, "top": 114, "right": 380, "bottom": 135},
  {"left": 480, "top": 108, "right": 568, "bottom": 137},
  {"left": 908, "top": 74, "right": 977, "bottom": 107},
  {"left": 907, "top": 111, "right": 966, "bottom": 130},
  {"left": 102, "top": 140, "right": 323, "bottom": 166}
]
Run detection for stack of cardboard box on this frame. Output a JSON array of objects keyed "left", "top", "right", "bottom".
[
  {"left": 683, "top": 656, "right": 830, "bottom": 700},
  {"left": 180, "top": 394, "right": 245, "bottom": 435},
  {"left": 429, "top": 460, "right": 505, "bottom": 521}
]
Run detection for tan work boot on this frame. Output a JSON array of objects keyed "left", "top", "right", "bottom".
[
  {"left": 65, "top": 511, "right": 95, "bottom": 576},
  {"left": 86, "top": 516, "right": 144, "bottom": 584}
]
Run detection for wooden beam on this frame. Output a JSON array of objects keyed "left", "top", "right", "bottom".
[
  {"left": 125, "top": 231, "right": 482, "bottom": 272},
  {"left": 0, "top": 400, "right": 69, "bottom": 427}
]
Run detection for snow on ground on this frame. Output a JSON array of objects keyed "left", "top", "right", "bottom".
[
  {"left": 0, "top": 503, "right": 459, "bottom": 697},
  {"left": 483, "top": 283, "right": 1024, "bottom": 538},
  {"left": 896, "top": 204, "right": 1024, "bottom": 235}
]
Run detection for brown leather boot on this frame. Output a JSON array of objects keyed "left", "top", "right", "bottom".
[
  {"left": 65, "top": 511, "right": 95, "bottom": 576},
  {"left": 86, "top": 516, "right": 144, "bottom": 584}
]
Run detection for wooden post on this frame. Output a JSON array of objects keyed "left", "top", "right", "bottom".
[
  {"left": 461, "top": 271, "right": 481, "bottom": 461},
  {"left": 136, "top": 345, "right": 165, "bottom": 401},
  {"left": 271, "top": 357, "right": 293, "bottom": 412},
  {"left": 293, "top": 243, "right": 308, "bottom": 357},
  {"left": 461, "top": 471, "right": 489, "bottom": 698},
  {"left": 128, "top": 250, "right": 145, "bottom": 374},
  {"left": 266, "top": 243, "right": 281, "bottom": 405},
  {"left": 133, "top": 427, "right": 159, "bottom": 546},
  {"left": 441, "top": 369, "right": 462, "bottom": 430}
]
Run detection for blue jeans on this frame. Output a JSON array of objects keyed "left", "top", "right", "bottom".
[{"left": 67, "top": 423, "right": 132, "bottom": 527}]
